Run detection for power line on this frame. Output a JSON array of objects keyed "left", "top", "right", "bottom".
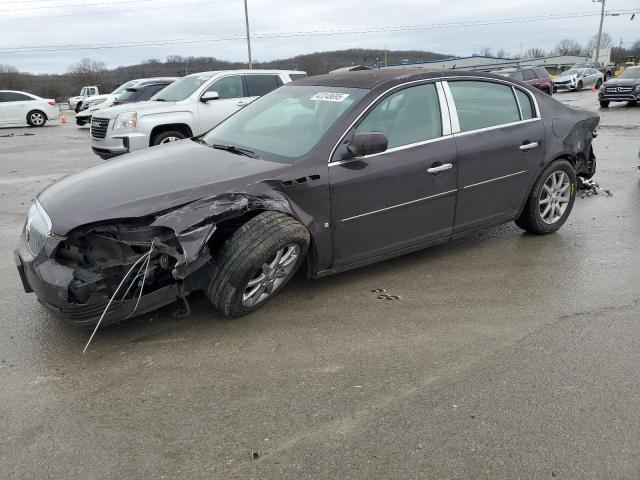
[
  {"left": 0, "top": 0, "right": 237, "bottom": 21},
  {"left": 0, "top": 0, "right": 176, "bottom": 12},
  {"left": 1, "top": 10, "right": 637, "bottom": 55}
]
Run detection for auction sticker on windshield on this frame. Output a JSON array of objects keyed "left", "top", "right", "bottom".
[{"left": 310, "top": 92, "right": 350, "bottom": 102}]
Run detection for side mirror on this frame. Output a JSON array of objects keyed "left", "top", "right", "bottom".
[
  {"left": 347, "top": 132, "right": 388, "bottom": 158},
  {"left": 201, "top": 91, "right": 219, "bottom": 102}
]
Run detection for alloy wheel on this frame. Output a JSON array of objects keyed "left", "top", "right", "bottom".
[
  {"left": 31, "top": 112, "right": 45, "bottom": 126},
  {"left": 160, "top": 136, "right": 181, "bottom": 144},
  {"left": 242, "top": 244, "right": 300, "bottom": 307},
  {"left": 539, "top": 171, "right": 571, "bottom": 225}
]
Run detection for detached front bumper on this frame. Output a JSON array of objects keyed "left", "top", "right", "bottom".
[{"left": 15, "top": 230, "right": 180, "bottom": 328}]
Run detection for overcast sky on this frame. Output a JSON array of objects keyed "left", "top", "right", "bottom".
[{"left": 1, "top": 0, "right": 639, "bottom": 74}]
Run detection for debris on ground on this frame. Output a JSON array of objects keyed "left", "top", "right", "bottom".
[
  {"left": 577, "top": 176, "right": 613, "bottom": 197},
  {"left": 0, "top": 133, "right": 35, "bottom": 138},
  {"left": 370, "top": 289, "right": 402, "bottom": 301}
]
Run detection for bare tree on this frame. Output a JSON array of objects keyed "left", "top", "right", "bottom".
[
  {"left": 0, "top": 64, "right": 24, "bottom": 90},
  {"left": 67, "top": 57, "right": 107, "bottom": 87},
  {"left": 524, "top": 47, "right": 546, "bottom": 60},
  {"left": 479, "top": 47, "right": 494, "bottom": 57},
  {"left": 495, "top": 49, "right": 510, "bottom": 59},
  {"left": 555, "top": 39, "right": 583, "bottom": 56},
  {"left": 584, "top": 33, "right": 614, "bottom": 55}
]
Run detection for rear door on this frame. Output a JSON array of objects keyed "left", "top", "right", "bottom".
[
  {"left": 0, "top": 92, "right": 35, "bottom": 123},
  {"left": 444, "top": 79, "right": 544, "bottom": 232},
  {"left": 196, "top": 74, "right": 244, "bottom": 134},
  {"left": 329, "top": 82, "right": 458, "bottom": 267}
]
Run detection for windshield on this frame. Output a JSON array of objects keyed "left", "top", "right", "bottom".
[
  {"left": 202, "top": 85, "right": 367, "bottom": 163},
  {"left": 152, "top": 74, "right": 212, "bottom": 102},
  {"left": 619, "top": 68, "right": 640, "bottom": 79},
  {"left": 563, "top": 69, "right": 582, "bottom": 76},
  {"left": 117, "top": 87, "right": 142, "bottom": 102},
  {"left": 112, "top": 80, "right": 138, "bottom": 95}
]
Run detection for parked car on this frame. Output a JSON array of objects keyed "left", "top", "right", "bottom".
[
  {"left": 572, "top": 62, "right": 614, "bottom": 82},
  {"left": 89, "top": 69, "right": 306, "bottom": 159},
  {"left": 598, "top": 66, "right": 640, "bottom": 107},
  {"left": 0, "top": 90, "right": 59, "bottom": 127},
  {"left": 15, "top": 69, "right": 600, "bottom": 327},
  {"left": 76, "top": 78, "right": 177, "bottom": 126},
  {"left": 68, "top": 86, "right": 99, "bottom": 112},
  {"left": 492, "top": 66, "right": 553, "bottom": 95},
  {"left": 112, "top": 80, "right": 177, "bottom": 105},
  {"left": 554, "top": 67, "right": 603, "bottom": 92}
]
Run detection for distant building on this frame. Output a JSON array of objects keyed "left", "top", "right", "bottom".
[{"left": 381, "top": 54, "right": 593, "bottom": 75}]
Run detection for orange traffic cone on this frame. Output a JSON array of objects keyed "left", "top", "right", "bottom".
[
  {"left": 60, "top": 113, "right": 67, "bottom": 124},
  {"left": 591, "top": 82, "right": 597, "bottom": 93}
]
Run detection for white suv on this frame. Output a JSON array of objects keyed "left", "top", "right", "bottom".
[{"left": 89, "top": 69, "right": 306, "bottom": 159}]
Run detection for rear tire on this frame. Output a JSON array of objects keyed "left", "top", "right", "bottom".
[
  {"left": 206, "top": 211, "right": 310, "bottom": 318},
  {"left": 600, "top": 100, "right": 610, "bottom": 108},
  {"left": 515, "top": 159, "right": 576, "bottom": 235},
  {"left": 151, "top": 130, "right": 186, "bottom": 146},
  {"left": 26, "top": 110, "right": 47, "bottom": 127}
]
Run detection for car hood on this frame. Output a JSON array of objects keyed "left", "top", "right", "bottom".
[
  {"left": 603, "top": 78, "right": 639, "bottom": 87},
  {"left": 94, "top": 100, "right": 185, "bottom": 119},
  {"left": 556, "top": 74, "right": 577, "bottom": 82},
  {"left": 38, "top": 140, "right": 290, "bottom": 235}
]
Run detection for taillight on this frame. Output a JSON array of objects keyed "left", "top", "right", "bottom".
[{"left": 48, "top": 100, "right": 56, "bottom": 106}]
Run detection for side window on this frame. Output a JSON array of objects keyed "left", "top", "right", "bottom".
[
  {"left": 515, "top": 89, "right": 535, "bottom": 120},
  {"left": 206, "top": 75, "right": 243, "bottom": 100},
  {"left": 2, "top": 92, "right": 33, "bottom": 102},
  {"left": 448, "top": 81, "right": 521, "bottom": 132},
  {"left": 522, "top": 70, "right": 536, "bottom": 81},
  {"left": 0, "top": 92, "right": 7, "bottom": 102},
  {"left": 354, "top": 83, "right": 442, "bottom": 149},
  {"left": 536, "top": 68, "right": 550, "bottom": 78},
  {"left": 512, "top": 71, "right": 524, "bottom": 82},
  {"left": 245, "top": 75, "right": 280, "bottom": 97}
]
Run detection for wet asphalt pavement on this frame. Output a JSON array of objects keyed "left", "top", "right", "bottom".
[{"left": 1, "top": 91, "right": 639, "bottom": 479}]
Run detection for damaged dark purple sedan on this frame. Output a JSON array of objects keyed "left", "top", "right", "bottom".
[{"left": 15, "top": 69, "right": 600, "bottom": 326}]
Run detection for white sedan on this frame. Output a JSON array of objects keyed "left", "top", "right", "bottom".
[{"left": 0, "top": 90, "right": 59, "bottom": 127}]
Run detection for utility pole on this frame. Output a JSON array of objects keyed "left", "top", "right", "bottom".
[
  {"left": 243, "top": 0, "right": 252, "bottom": 69},
  {"left": 594, "top": 0, "right": 606, "bottom": 67}
]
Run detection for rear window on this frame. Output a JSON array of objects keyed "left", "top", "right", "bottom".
[
  {"left": 535, "top": 67, "right": 550, "bottom": 78},
  {"left": 448, "top": 80, "right": 521, "bottom": 132},
  {"left": 245, "top": 75, "right": 281, "bottom": 97},
  {"left": 522, "top": 70, "right": 536, "bottom": 81}
]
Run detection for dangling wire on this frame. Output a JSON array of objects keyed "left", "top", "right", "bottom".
[
  {"left": 124, "top": 240, "right": 155, "bottom": 320},
  {"left": 82, "top": 241, "right": 156, "bottom": 354}
]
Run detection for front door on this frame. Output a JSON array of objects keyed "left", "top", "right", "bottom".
[
  {"left": 196, "top": 75, "right": 245, "bottom": 134},
  {"left": 0, "top": 92, "right": 33, "bottom": 123},
  {"left": 329, "top": 82, "right": 458, "bottom": 267},
  {"left": 444, "top": 80, "right": 545, "bottom": 232}
]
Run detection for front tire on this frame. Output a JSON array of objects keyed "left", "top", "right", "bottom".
[
  {"left": 206, "top": 211, "right": 310, "bottom": 318},
  {"left": 577, "top": 81, "right": 583, "bottom": 91},
  {"left": 26, "top": 110, "right": 47, "bottom": 127},
  {"left": 151, "top": 130, "right": 186, "bottom": 146},
  {"left": 515, "top": 159, "right": 576, "bottom": 235},
  {"left": 75, "top": 102, "right": 82, "bottom": 113},
  {"left": 600, "top": 100, "right": 610, "bottom": 108}
]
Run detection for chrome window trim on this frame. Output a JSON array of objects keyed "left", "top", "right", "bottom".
[
  {"left": 328, "top": 134, "right": 452, "bottom": 167},
  {"left": 341, "top": 189, "right": 458, "bottom": 223},
  {"left": 453, "top": 118, "right": 541, "bottom": 138},
  {"left": 328, "top": 74, "right": 542, "bottom": 164},
  {"left": 463, "top": 170, "right": 528, "bottom": 190},
  {"left": 328, "top": 79, "right": 448, "bottom": 163},
  {"left": 435, "top": 82, "right": 452, "bottom": 136},
  {"left": 512, "top": 86, "right": 524, "bottom": 120}
]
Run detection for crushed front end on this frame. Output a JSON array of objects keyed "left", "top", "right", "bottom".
[{"left": 15, "top": 205, "right": 206, "bottom": 327}]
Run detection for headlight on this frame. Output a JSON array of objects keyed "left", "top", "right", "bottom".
[
  {"left": 26, "top": 200, "right": 52, "bottom": 256},
  {"left": 113, "top": 111, "right": 137, "bottom": 130}
]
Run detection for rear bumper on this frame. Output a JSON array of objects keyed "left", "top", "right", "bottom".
[{"left": 15, "top": 231, "right": 179, "bottom": 328}]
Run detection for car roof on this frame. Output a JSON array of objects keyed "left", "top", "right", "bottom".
[
  {"left": 0, "top": 90, "right": 38, "bottom": 97},
  {"left": 184, "top": 69, "right": 305, "bottom": 78},
  {"left": 291, "top": 69, "right": 521, "bottom": 89}
]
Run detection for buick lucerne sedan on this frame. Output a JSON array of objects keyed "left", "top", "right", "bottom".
[{"left": 15, "top": 69, "right": 599, "bottom": 327}]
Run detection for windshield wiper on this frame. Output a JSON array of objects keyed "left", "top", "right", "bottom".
[{"left": 212, "top": 143, "right": 260, "bottom": 159}]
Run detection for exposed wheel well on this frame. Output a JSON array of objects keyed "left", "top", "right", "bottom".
[
  {"left": 206, "top": 209, "right": 318, "bottom": 278},
  {"left": 149, "top": 124, "right": 193, "bottom": 145}
]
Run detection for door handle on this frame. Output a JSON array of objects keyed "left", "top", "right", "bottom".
[
  {"left": 427, "top": 163, "right": 453, "bottom": 174},
  {"left": 519, "top": 142, "right": 539, "bottom": 151}
]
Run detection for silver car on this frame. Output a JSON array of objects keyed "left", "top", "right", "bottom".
[
  {"left": 553, "top": 67, "right": 604, "bottom": 92},
  {"left": 89, "top": 69, "right": 306, "bottom": 159}
]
